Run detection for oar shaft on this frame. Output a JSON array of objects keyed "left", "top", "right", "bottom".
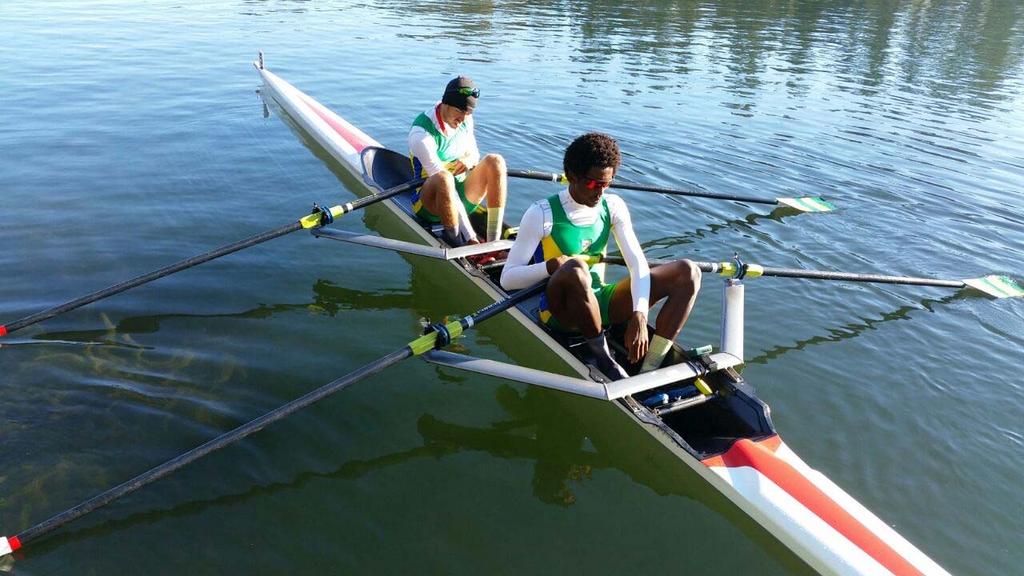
[
  {"left": 505, "top": 168, "right": 563, "bottom": 183},
  {"left": 5, "top": 280, "right": 543, "bottom": 552},
  {"left": 608, "top": 180, "right": 778, "bottom": 205},
  {"left": 14, "top": 346, "right": 412, "bottom": 546},
  {"left": 755, "top": 266, "right": 965, "bottom": 288},
  {"left": 506, "top": 168, "right": 778, "bottom": 205},
  {"left": 606, "top": 256, "right": 968, "bottom": 289}
]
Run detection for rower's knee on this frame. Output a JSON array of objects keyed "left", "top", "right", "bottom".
[
  {"left": 481, "top": 153, "right": 506, "bottom": 173},
  {"left": 428, "top": 170, "right": 456, "bottom": 190},
  {"left": 566, "top": 257, "right": 590, "bottom": 276},
  {"left": 677, "top": 259, "right": 702, "bottom": 293},
  {"left": 426, "top": 172, "right": 457, "bottom": 202},
  {"left": 553, "top": 259, "right": 592, "bottom": 292}
]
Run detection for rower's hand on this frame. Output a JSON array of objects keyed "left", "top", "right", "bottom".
[
  {"left": 545, "top": 255, "right": 589, "bottom": 275},
  {"left": 546, "top": 255, "right": 569, "bottom": 275},
  {"left": 447, "top": 160, "right": 469, "bottom": 176},
  {"left": 626, "top": 311, "right": 649, "bottom": 364}
]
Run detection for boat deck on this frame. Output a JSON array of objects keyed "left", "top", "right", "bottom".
[{"left": 359, "top": 145, "right": 777, "bottom": 462}]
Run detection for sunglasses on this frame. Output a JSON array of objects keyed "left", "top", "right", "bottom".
[
  {"left": 457, "top": 86, "right": 480, "bottom": 97},
  {"left": 582, "top": 176, "right": 613, "bottom": 191}
]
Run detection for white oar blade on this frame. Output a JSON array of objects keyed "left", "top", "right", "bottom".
[
  {"left": 0, "top": 536, "right": 17, "bottom": 556},
  {"left": 777, "top": 196, "right": 835, "bottom": 212},
  {"left": 963, "top": 275, "right": 1024, "bottom": 298}
]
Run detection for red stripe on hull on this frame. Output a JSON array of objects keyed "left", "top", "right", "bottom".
[
  {"left": 702, "top": 435, "right": 782, "bottom": 467},
  {"left": 704, "top": 438, "right": 922, "bottom": 576},
  {"left": 296, "top": 92, "right": 370, "bottom": 154}
]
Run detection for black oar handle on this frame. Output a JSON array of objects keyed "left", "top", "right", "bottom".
[
  {"left": 346, "top": 177, "right": 424, "bottom": 213},
  {"left": 507, "top": 168, "right": 779, "bottom": 205},
  {"left": 468, "top": 280, "right": 546, "bottom": 325}
]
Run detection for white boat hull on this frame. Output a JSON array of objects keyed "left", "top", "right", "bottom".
[{"left": 256, "top": 60, "right": 951, "bottom": 576}]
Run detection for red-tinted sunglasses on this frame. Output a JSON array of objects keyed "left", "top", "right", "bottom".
[{"left": 582, "top": 176, "right": 613, "bottom": 191}]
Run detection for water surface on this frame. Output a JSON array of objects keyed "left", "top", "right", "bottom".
[{"left": 1, "top": 1, "right": 1022, "bottom": 574}]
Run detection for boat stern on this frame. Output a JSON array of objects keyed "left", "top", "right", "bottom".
[{"left": 702, "top": 437, "right": 951, "bottom": 576}]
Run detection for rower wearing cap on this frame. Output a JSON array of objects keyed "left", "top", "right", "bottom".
[
  {"left": 500, "top": 133, "right": 701, "bottom": 380},
  {"left": 408, "top": 76, "right": 507, "bottom": 247}
]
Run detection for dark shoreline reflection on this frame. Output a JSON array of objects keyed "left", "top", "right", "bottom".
[{"left": 345, "top": 0, "right": 1024, "bottom": 110}]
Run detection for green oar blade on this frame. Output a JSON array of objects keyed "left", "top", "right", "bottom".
[
  {"left": 776, "top": 196, "right": 836, "bottom": 212},
  {"left": 963, "top": 275, "right": 1024, "bottom": 298}
]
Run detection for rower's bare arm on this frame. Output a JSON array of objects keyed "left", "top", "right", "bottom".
[
  {"left": 625, "top": 311, "right": 649, "bottom": 364},
  {"left": 500, "top": 205, "right": 550, "bottom": 290}
]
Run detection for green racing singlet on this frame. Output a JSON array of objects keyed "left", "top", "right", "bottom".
[
  {"left": 532, "top": 194, "right": 617, "bottom": 328},
  {"left": 409, "top": 111, "right": 479, "bottom": 222}
]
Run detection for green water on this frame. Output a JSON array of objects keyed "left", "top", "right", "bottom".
[{"left": 1, "top": 1, "right": 1022, "bottom": 574}]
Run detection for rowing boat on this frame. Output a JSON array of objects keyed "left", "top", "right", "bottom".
[{"left": 255, "top": 55, "right": 951, "bottom": 576}]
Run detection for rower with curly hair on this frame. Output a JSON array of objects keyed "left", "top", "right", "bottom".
[{"left": 500, "top": 133, "right": 701, "bottom": 380}]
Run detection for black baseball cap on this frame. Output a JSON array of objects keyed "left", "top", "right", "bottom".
[{"left": 441, "top": 76, "right": 479, "bottom": 112}]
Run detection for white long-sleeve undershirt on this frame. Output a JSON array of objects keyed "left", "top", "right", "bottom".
[
  {"left": 407, "top": 103, "right": 480, "bottom": 176},
  {"left": 500, "top": 190, "right": 650, "bottom": 315}
]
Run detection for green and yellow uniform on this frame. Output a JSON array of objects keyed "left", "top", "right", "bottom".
[
  {"left": 533, "top": 194, "right": 618, "bottom": 330},
  {"left": 408, "top": 108, "right": 481, "bottom": 222}
]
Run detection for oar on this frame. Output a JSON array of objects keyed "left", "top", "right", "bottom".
[
  {"left": 0, "top": 177, "right": 424, "bottom": 337},
  {"left": 0, "top": 281, "right": 544, "bottom": 557},
  {"left": 602, "top": 256, "right": 1024, "bottom": 298},
  {"left": 507, "top": 168, "right": 834, "bottom": 213}
]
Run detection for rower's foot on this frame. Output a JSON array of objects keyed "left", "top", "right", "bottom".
[
  {"left": 466, "top": 253, "right": 496, "bottom": 267},
  {"left": 593, "top": 353, "right": 630, "bottom": 381},
  {"left": 461, "top": 238, "right": 498, "bottom": 267},
  {"left": 585, "top": 332, "right": 630, "bottom": 381},
  {"left": 640, "top": 335, "right": 673, "bottom": 373},
  {"left": 442, "top": 229, "right": 467, "bottom": 247}
]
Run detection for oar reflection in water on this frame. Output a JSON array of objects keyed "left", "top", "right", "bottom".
[
  {"left": 14, "top": 382, "right": 814, "bottom": 574},
  {"left": 638, "top": 204, "right": 803, "bottom": 256},
  {"left": 0, "top": 174, "right": 424, "bottom": 338},
  {"left": 10, "top": 279, "right": 419, "bottom": 350},
  {"left": 8, "top": 241, "right": 487, "bottom": 350},
  {"left": 0, "top": 284, "right": 546, "bottom": 557},
  {"left": 747, "top": 291, "right": 962, "bottom": 365}
]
